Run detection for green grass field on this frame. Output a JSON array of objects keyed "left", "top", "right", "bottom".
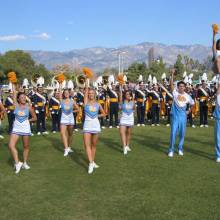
[{"left": 0, "top": 121, "right": 220, "bottom": 220}]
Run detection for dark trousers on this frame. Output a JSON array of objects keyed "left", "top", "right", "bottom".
[
  {"left": 7, "top": 112, "right": 15, "bottom": 133},
  {"left": 137, "top": 104, "right": 145, "bottom": 124},
  {"left": 36, "top": 111, "right": 46, "bottom": 132},
  {"left": 199, "top": 103, "right": 208, "bottom": 125},
  {"left": 188, "top": 112, "right": 194, "bottom": 126},
  {"left": 51, "top": 113, "right": 60, "bottom": 131},
  {"left": 151, "top": 104, "right": 160, "bottom": 124},
  {"left": 109, "top": 103, "right": 118, "bottom": 126},
  {"left": 73, "top": 112, "right": 77, "bottom": 129},
  {"left": 166, "top": 105, "right": 171, "bottom": 124}
]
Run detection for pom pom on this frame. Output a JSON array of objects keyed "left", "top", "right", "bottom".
[
  {"left": 212, "top": 23, "right": 219, "bottom": 34},
  {"left": 116, "top": 74, "right": 125, "bottom": 85},
  {"left": 7, "top": 71, "right": 17, "bottom": 83},
  {"left": 55, "top": 73, "right": 65, "bottom": 83},
  {"left": 82, "top": 67, "right": 93, "bottom": 78}
]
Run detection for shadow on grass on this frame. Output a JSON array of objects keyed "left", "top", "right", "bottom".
[
  {"left": 70, "top": 148, "right": 88, "bottom": 171},
  {"left": 43, "top": 135, "right": 88, "bottom": 170},
  {"left": 99, "top": 136, "right": 122, "bottom": 153},
  {"left": 134, "top": 133, "right": 214, "bottom": 160},
  {"left": 133, "top": 133, "right": 168, "bottom": 155}
]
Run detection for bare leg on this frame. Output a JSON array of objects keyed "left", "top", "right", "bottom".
[
  {"left": 22, "top": 136, "right": 30, "bottom": 162},
  {"left": 8, "top": 134, "right": 20, "bottom": 163},
  {"left": 119, "top": 126, "right": 127, "bottom": 147},
  {"left": 83, "top": 133, "right": 93, "bottom": 162},
  {"left": 126, "top": 127, "right": 132, "bottom": 147},
  {"left": 91, "top": 134, "right": 99, "bottom": 161},
  {"left": 60, "top": 125, "right": 68, "bottom": 149},
  {"left": 67, "top": 125, "right": 73, "bottom": 147}
]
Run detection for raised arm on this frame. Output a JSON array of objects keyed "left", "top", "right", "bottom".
[
  {"left": 59, "top": 83, "right": 62, "bottom": 100},
  {"left": 12, "top": 84, "right": 18, "bottom": 105},
  {"left": 169, "top": 69, "right": 175, "bottom": 92},
  {"left": 84, "top": 78, "right": 89, "bottom": 105},
  {"left": 213, "top": 31, "right": 217, "bottom": 56},
  {"left": 119, "top": 85, "right": 123, "bottom": 104}
]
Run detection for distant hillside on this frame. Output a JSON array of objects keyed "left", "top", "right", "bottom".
[{"left": 27, "top": 42, "right": 212, "bottom": 71}]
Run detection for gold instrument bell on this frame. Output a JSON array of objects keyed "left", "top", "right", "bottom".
[{"left": 75, "top": 74, "right": 86, "bottom": 88}]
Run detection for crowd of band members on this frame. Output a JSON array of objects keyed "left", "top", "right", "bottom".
[{"left": 0, "top": 78, "right": 218, "bottom": 137}]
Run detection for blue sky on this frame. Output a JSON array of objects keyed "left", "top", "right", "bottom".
[{"left": 0, "top": 0, "right": 220, "bottom": 52}]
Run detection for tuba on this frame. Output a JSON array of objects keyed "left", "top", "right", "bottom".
[
  {"left": 75, "top": 74, "right": 86, "bottom": 88},
  {"left": 75, "top": 67, "right": 94, "bottom": 88}
]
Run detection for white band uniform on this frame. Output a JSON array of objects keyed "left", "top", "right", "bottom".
[
  {"left": 83, "top": 103, "right": 101, "bottom": 134},
  {"left": 12, "top": 104, "right": 31, "bottom": 136},
  {"left": 120, "top": 101, "right": 134, "bottom": 127},
  {"left": 60, "top": 99, "right": 75, "bottom": 126}
]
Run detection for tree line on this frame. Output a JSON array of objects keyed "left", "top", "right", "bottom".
[{"left": 0, "top": 50, "right": 214, "bottom": 85}]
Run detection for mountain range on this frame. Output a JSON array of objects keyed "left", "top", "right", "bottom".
[{"left": 28, "top": 42, "right": 213, "bottom": 72}]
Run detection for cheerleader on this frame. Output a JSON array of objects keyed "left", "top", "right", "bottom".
[
  {"left": 212, "top": 26, "right": 220, "bottom": 75},
  {"left": 119, "top": 85, "right": 135, "bottom": 155},
  {"left": 59, "top": 86, "right": 79, "bottom": 157},
  {"left": 8, "top": 90, "right": 37, "bottom": 174},
  {"left": 168, "top": 70, "right": 195, "bottom": 157},
  {"left": 213, "top": 83, "right": 220, "bottom": 162},
  {"left": 83, "top": 79, "right": 105, "bottom": 174}
]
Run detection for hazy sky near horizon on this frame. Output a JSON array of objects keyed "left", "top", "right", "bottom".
[{"left": 0, "top": 0, "right": 220, "bottom": 52}]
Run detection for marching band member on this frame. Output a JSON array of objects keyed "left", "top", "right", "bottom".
[
  {"left": 8, "top": 86, "right": 37, "bottom": 174},
  {"left": 107, "top": 84, "right": 119, "bottom": 128},
  {"left": 59, "top": 85, "right": 79, "bottom": 157},
  {"left": 33, "top": 83, "right": 49, "bottom": 135},
  {"left": 168, "top": 70, "right": 195, "bottom": 157},
  {"left": 76, "top": 87, "right": 85, "bottom": 125},
  {"left": 197, "top": 78, "right": 210, "bottom": 127},
  {"left": 83, "top": 78, "right": 106, "bottom": 174},
  {"left": 186, "top": 85, "right": 196, "bottom": 128},
  {"left": 119, "top": 85, "right": 135, "bottom": 155},
  {"left": 135, "top": 81, "right": 147, "bottom": 126},
  {"left": 213, "top": 82, "right": 220, "bottom": 162},
  {"left": 4, "top": 87, "right": 15, "bottom": 133},
  {"left": 149, "top": 79, "right": 162, "bottom": 126},
  {"left": 49, "top": 90, "right": 61, "bottom": 133},
  {"left": 98, "top": 87, "right": 107, "bottom": 129}
]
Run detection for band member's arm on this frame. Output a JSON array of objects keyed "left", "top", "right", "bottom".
[
  {"left": 98, "top": 104, "right": 106, "bottom": 118},
  {"left": 29, "top": 106, "right": 37, "bottom": 122}
]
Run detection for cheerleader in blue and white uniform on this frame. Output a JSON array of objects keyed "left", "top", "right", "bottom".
[
  {"left": 8, "top": 90, "right": 36, "bottom": 174},
  {"left": 214, "top": 83, "right": 220, "bottom": 162},
  {"left": 168, "top": 70, "right": 195, "bottom": 157},
  {"left": 212, "top": 26, "right": 220, "bottom": 75},
  {"left": 119, "top": 85, "right": 135, "bottom": 155},
  {"left": 59, "top": 86, "right": 79, "bottom": 157},
  {"left": 83, "top": 79, "right": 106, "bottom": 174}
]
